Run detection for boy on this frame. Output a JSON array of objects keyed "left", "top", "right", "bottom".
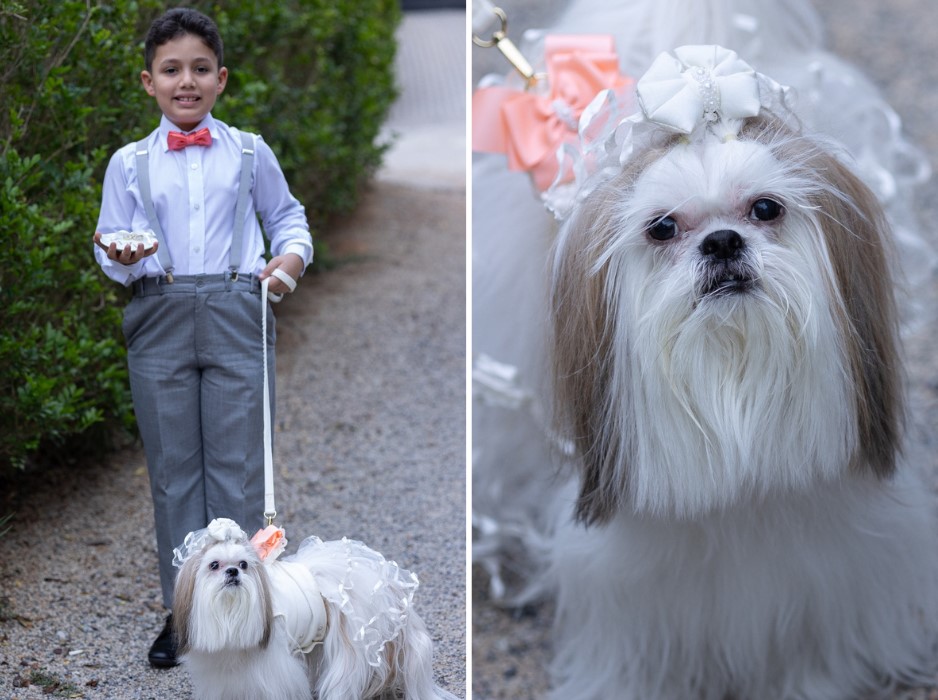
[{"left": 93, "top": 8, "right": 312, "bottom": 667}]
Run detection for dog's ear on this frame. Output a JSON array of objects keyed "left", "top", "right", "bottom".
[
  {"left": 551, "top": 184, "right": 630, "bottom": 526},
  {"left": 255, "top": 560, "right": 274, "bottom": 650},
  {"left": 745, "top": 115, "right": 905, "bottom": 478},
  {"left": 807, "top": 150, "right": 903, "bottom": 477},
  {"left": 172, "top": 555, "right": 198, "bottom": 654}
]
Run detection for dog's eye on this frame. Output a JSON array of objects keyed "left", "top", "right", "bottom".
[
  {"left": 238, "top": 561, "right": 248, "bottom": 570},
  {"left": 209, "top": 561, "right": 219, "bottom": 571},
  {"left": 647, "top": 216, "right": 678, "bottom": 241},
  {"left": 750, "top": 198, "right": 783, "bottom": 222}
]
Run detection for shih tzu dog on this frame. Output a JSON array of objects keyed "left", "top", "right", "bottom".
[
  {"left": 474, "top": 39, "right": 938, "bottom": 700},
  {"left": 545, "top": 46, "right": 938, "bottom": 700},
  {"left": 172, "top": 518, "right": 455, "bottom": 700}
]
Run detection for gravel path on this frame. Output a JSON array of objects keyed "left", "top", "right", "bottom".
[
  {"left": 471, "top": 1, "right": 938, "bottom": 698},
  {"left": 0, "top": 180, "right": 466, "bottom": 699}
]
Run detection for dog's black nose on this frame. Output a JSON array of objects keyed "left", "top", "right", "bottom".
[
  {"left": 700, "top": 229, "right": 744, "bottom": 260},
  {"left": 225, "top": 567, "right": 239, "bottom": 577}
]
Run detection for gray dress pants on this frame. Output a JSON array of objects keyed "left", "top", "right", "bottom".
[{"left": 123, "top": 274, "right": 275, "bottom": 607}]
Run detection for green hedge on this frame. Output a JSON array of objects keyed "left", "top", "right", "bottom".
[{"left": 0, "top": 0, "right": 400, "bottom": 471}]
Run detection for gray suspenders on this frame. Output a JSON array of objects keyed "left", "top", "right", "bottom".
[
  {"left": 135, "top": 143, "right": 175, "bottom": 281},
  {"left": 135, "top": 129, "right": 256, "bottom": 283},
  {"left": 229, "top": 131, "right": 255, "bottom": 280}
]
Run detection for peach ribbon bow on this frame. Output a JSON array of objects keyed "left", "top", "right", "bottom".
[
  {"left": 472, "top": 35, "right": 633, "bottom": 191},
  {"left": 251, "top": 525, "right": 287, "bottom": 562}
]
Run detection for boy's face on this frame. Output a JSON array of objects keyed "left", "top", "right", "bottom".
[{"left": 141, "top": 33, "right": 227, "bottom": 132}]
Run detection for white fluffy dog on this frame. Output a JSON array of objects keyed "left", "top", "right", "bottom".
[
  {"left": 172, "top": 518, "right": 455, "bottom": 700},
  {"left": 549, "top": 69, "right": 938, "bottom": 698},
  {"left": 472, "top": 16, "right": 938, "bottom": 700}
]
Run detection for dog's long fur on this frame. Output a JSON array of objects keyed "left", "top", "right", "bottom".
[
  {"left": 552, "top": 115, "right": 903, "bottom": 524},
  {"left": 540, "top": 112, "right": 938, "bottom": 698},
  {"left": 173, "top": 536, "right": 454, "bottom": 700}
]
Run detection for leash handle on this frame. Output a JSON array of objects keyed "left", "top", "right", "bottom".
[{"left": 261, "top": 276, "right": 276, "bottom": 525}]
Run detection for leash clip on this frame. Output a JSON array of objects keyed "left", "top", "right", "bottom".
[{"left": 472, "top": 5, "right": 541, "bottom": 89}]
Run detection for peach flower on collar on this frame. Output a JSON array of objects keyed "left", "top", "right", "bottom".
[
  {"left": 251, "top": 525, "right": 287, "bottom": 562},
  {"left": 473, "top": 35, "right": 633, "bottom": 191}
]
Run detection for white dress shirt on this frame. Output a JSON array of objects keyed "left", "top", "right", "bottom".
[{"left": 95, "top": 113, "right": 312, "bottom": 285}]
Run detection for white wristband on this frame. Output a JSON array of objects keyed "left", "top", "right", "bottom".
[{"left": 269, "top": 267, "right": 298, "bottom": 292}]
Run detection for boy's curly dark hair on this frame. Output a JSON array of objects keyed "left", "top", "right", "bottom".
[{"left": 144, "top": 7, "right": 223, "bottom": 72}]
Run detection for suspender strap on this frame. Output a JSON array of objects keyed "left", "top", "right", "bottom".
[
  {"left": 135, "top": 130, "right": 256, "bottom": 281},
  {"left": 135, "top": 142, "right": 175, "bottom": 280},
  {"left": 230, "top": 130, "right": 256, "bottom": 279}
]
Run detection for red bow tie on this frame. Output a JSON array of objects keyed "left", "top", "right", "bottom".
[{"left": 167, "top": 127, "right": 212, "bottom": 150}]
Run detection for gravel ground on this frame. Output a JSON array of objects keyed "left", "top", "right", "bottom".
[
  {"left": 0, "top": 181, "right": 466, "bottom": 699},
  {"left": 471, "top": 1, "right": 938, "bottom": 698}
]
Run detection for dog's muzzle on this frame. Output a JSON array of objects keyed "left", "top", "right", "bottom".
[{"left": 697, "top": 229, "right": 756, "bottom": 297}]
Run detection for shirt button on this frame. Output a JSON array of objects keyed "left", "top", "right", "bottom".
[
  {"left": 194, "top": 246, "right": 201, "bottom": 253},
  {"left": 191, "top": 163, "right": 199, "bottom": 170},
  {"left": 194, "top": 204, "right": 201, "bottom": 210}
]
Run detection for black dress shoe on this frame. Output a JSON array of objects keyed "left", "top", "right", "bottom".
[{"left": 148, "top": 614, "right": 179, "bottom": 668}]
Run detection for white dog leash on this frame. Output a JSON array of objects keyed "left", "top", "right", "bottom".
[
  {"left": 265, "top": 267, "right": 297, "bottom": 304},
  {"left": 260, "top": 269, "right": 299, "bottom": 524},
  {"left": 261, "top": 276, "right": 277, "bottom": 525}
]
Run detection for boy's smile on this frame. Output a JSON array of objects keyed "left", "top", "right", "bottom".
[{"left": 141, "top": 33, "right": 227, "bottom": 132}]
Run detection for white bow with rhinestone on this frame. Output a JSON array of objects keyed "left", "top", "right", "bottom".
[{"left": 636, "top": 45, "right": 763, "bottom": 134}]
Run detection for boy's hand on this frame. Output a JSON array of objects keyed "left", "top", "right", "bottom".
[
  {"left": 260, "top": 253, "right": 305, "bottom": 295},
  {"left": 94, "top": 232, "right": 159, "bottom": 265}
]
